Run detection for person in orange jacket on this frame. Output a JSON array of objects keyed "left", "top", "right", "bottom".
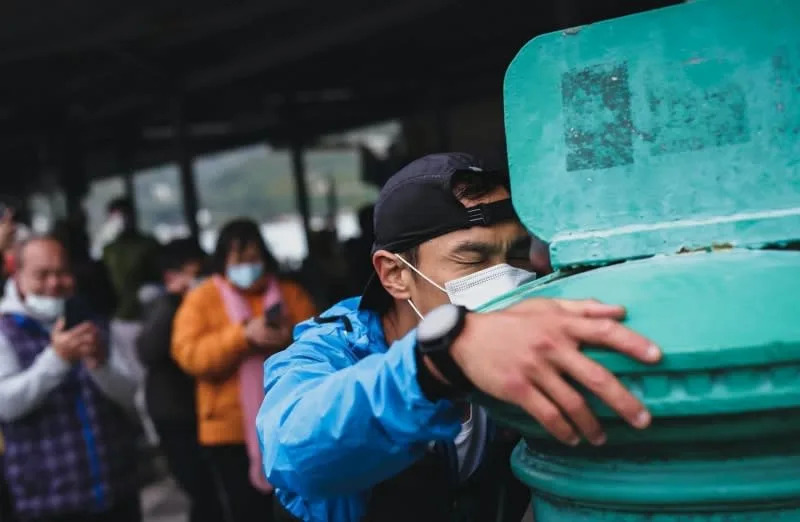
[{"left": 172, "top": 219, "right": 316, "bottom": 522}]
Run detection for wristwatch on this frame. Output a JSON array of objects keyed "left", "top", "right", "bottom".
[{"left": 416, "top": 304, "right": 474, "bottom": 394}]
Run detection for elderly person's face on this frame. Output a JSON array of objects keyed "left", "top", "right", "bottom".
[{"left": 16, "top": 238, "right": 73, "bottom": 299}]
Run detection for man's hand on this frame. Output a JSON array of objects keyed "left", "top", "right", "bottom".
[
  {"left": 449, "top": 299, "right": 661, "bottom": 447},
  {"left": 79, "top": 327, "right": 106, "bottom": 370},
  {"left": 245, "top": 316, "right": 292, "bottom": 354},
  {"left": 52, "top": 319, "right": 99, "bottom": 364}
]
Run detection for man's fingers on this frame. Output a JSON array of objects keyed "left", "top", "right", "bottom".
[
  {"left": 557, "top": 349, "right": 651, "bottom": 429},
  {"left": 565, "top": 317, "right": 661, "bottom": 364},
  {"left": 53, "top": 318, "right": 65, "bottom": 334},
  {"left": 517, "top": 386, "right": 579, "bottom": 446},
  {"left": 537, "top": 372, "right": 606, "bottom": 445},
  {"left": 554, "top": 299, "right": 627, "bottom": 319},
  {"left": 68, "top": 322, "right": 95, "bottom": 336}
]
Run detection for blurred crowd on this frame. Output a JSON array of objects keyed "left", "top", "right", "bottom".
[{"left": 0, "top": 197, "right": 375, "bottom": 522}]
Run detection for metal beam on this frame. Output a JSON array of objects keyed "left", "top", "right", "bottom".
[
  {"left": 187, "top": 0, "right": 454, "bottom": 91},
  {"left": 173, "top": 99, "right": 201, "bottom": 239},
  {"left": 290, "top": 138, "right": 312, "bottom": 254}
]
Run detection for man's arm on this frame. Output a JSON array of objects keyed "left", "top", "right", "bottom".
[
  {"left": 257, "top": 327, "right": 461, "bottom": 499},
  {"left": 0, "top": 332, "right": 71, "bottom": 422}
]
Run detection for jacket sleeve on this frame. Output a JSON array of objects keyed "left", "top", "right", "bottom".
[
  {"left": 88, "top": 338, "right": 138, "bottom": 412},
  {"left": 0, "top": 332, "right": 72, "bottom": 422},
  {"left": 171, "top": 287, "right": 249, "bottom": 379},
  {"left": 256, "top": 326, "right": 461, "bottom": 499}
]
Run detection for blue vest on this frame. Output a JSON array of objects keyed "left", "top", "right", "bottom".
[{"left": 0, "top": 314, "right": 139, "bottom": 519}]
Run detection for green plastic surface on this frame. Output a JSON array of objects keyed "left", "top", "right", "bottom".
[
  {"left": 476, "top": 249, "right": 800, "bottom": 442},
  {"left": 504, "top": 0, "right": 800, "bottom": 269},
  {"left": 512, "top": 440, "right": 800, "bottom": 510}
]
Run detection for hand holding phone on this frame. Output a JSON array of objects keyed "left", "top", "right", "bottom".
[{"left": 265, "top": 303, "right": 283, "bottom": 329}]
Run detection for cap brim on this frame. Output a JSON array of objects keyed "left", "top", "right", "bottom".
[{"left": 358, "top": 270, "right": 392, "bottom": 311}]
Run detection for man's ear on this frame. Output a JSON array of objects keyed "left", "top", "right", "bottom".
[{"left": 373, "top": 250, "right": 412, "bottom": 301}]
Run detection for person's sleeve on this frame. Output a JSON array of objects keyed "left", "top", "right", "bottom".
[
  {"left": 257, "top": 327, "right": 461, "bottom": 499},
  {"left": 88, "top": 335, "right": 138, "bottom": 412},
  {"left": 171, "top": 288, "right": 249, "bottom": 379},
  {"left": 136, "top": 298, "right": 174, "bottom": 367},
  {"left": 0, "top": 332, "right": 72, "bottom": 422}
]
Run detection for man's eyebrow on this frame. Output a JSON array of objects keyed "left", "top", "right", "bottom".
[{"left": 451, "top": 241, "right": 501, "bottom": 257}]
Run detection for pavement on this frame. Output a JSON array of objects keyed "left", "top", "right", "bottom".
[
  {"left": 138, "top": 456, "right": 535, "bottom": 522},
  {"left": 141, "top": 474, "right": 190, "bottom": 522}
]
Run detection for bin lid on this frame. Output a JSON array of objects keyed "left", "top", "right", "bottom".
[
  {"left": 477, "top": 250, "right": 800, "bottom": 444},
  {"left": 504, "top": 0, "right": 800, "bottom": 269}
]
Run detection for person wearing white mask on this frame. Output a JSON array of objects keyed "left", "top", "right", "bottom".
[
  {"left": 0, "top": 236, "right": 141, "bottom": 522},
  {"left": 258, "top": 153, "right": 662, "bottom": 522}
]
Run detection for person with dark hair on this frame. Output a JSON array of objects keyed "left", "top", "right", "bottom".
[
  {"left": 136, "top": 238, "right": 225, "bottom": 522},
  {"left": 257, "top": 153, "right": 660, "bottom": 522},
  {"left": 51, "top": 213, "right": 117, "bottom": 320},
  {"left": 171, "top": 219, "right": 316, "bottom": 522}
]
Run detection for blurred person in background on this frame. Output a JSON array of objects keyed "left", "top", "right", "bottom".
[
  {"left": 0, "top": 237, "right": 140, "bottom": 522},
  {"left": 0, "top": 207, "right": 32, "bottom": 289},
  {"left": 100, "top": 197, "right": 161, "bottom": 447},
  {"left": 136, "top": 238, "right": 226, "bottom": 522},
  {"left": 343, "top": 204, "right": 375, "bottom": 295},
  {"left": 51, "top": 212, "right": 117, "bottom": 321},
  {"left": 0, "top": 207, "right": 20, "bottom": 522},
  {"left": 101, "top": 197, "right": 161, "bottom": 322},
  {"left": 299, "top": 230, "right": 350, "bottom": 310},
  {"left": 171, "top": 219, "right": 316, "bottom": 522}
]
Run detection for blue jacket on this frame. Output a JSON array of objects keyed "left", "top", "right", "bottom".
[{"left": 256, "top": 297, "right": 462, "bottom": 521}]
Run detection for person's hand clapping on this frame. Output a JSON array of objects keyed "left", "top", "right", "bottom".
[{"left": 448, "top": 299, "right": 661, "bottom": 446}]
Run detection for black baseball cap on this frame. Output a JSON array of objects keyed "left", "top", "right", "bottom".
[{"left": 359, "top": 152, "right": 517, "bottom": 311}]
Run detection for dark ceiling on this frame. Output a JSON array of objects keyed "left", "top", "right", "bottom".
[{"left": 0, "top": 0, "right": 679, "bottom": 195}]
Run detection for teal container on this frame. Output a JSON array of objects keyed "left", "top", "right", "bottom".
[
  {"left": 478, "top": 250, "right": 800, "bottom": 520},
  {"left": 488, "top": 0, "right": 800, "bottom": 518}
]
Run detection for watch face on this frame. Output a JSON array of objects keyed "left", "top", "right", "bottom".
[{"left": 418, "top": 304, "right": 460, "bottom": 343}]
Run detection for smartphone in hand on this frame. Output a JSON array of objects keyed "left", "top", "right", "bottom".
[
  {"left": 265, "top": 303, "right": 283, "bottom": 329},
  {"left": 64, "top": 296, "right": 94, "bottom": 330}
]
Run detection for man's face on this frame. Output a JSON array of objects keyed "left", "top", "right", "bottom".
[
  {"left": 165, "top": 260, "right": 203, "bottom": 296},
  {"left": 405, "top": 186, "right": 532, "bottom": 316},
  {"left": 16, "top": 239, "right": 73, "bottom": 298}
]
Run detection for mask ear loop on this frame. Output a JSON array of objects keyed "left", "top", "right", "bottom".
[
  {"left": 406, "top": 299, "right": 424, "bottom": 320},
  {"left": 394, "top": 254, "right": 447, "bottom": 293},
  {"left": 395, "top": 254, "right": 448, "bottom": 321}
]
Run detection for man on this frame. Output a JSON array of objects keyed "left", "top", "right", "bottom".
[
  {"left": 101, "top": 198, "right": 160, "bottom": 322},
  {"left": 257, "top": 153, "right": 661, "bottom": 522},
  {"left": 0, "top": 237, "right": 140, "bottom": 522},
  {"left": 101, "top": 197, "right": 161, "bottom": 445},
  {"left": 136, "top": 239, "right": 226, "bottom": 522}
]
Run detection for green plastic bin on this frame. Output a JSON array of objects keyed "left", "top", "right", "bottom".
[{"left": 483, "top": 0, "right": 800, "bottom": 519}]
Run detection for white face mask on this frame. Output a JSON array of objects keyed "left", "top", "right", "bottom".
[
  {"left": 25, "top": 294, "right": 65, "bottom": 321},
  {"left": 396, "top": 255, "right": 535, "bottom": 318}
]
